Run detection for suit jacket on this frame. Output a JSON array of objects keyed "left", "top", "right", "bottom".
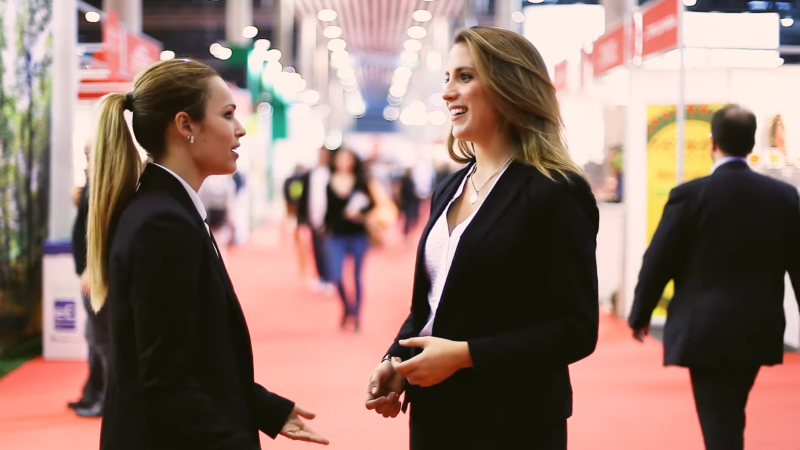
[
  {"left": 100, "top": 164, "right": 294, "bottom": 450},
  {"left": 71, "top": 181, "right": 89, "bottom": 276},
  {"left": 387, "top": 160, "right": 599, "bottom": 437},
  {"left": 629, "top": 160, "right": 800, "bottom": 367}
]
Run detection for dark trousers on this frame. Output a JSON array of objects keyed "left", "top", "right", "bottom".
[
  {"left": 409, "top": 410, "right": 567, "bottom": 450},
  {"left": 689, "top": 366, "right": 761, "bottom": 450},
  {"left": 310, "top": 229, "right": 329, "bottom": 282},
  {"left": 327, "top": 233, "right": 369, "bottom": 320},
  {"left": 81, "top": 294, "right": 109, "bottom": 405}
]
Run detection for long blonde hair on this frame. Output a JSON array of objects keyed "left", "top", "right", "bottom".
[
  {"left": 87, "top": 59, "right": 218, "bottom": 311},
  {"left": 447, "top": 27, "right": 583, "bottom": 180}
]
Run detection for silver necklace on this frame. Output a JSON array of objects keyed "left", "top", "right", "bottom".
[{"left": 468, "top": 155, "right": 515, "bottom": 205}]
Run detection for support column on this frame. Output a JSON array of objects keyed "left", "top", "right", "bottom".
[
  {"left": 49, "top": 0, "right": 78, "bottom": 240},
  {"left": 298, "top": 15, "right": 316, "bottom": 82},
  {"left": 494, "top": 0, "right": 521, "bottom": 33},
  {"left": 104, "top": 0, "right": 141, "bottom": 33},
  {"left": 601, "top": 0, "right": 636, "bottom": 29},
  {"left": 226, "top": 0, "right": 254, "bottom": 46},
  {"left": 276, "top": 0, "right": 295, "bottom": 67}
]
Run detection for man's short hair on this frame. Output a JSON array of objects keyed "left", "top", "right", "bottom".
[{"left": 710, "top": 104, "right": 757, "bottom": 157}]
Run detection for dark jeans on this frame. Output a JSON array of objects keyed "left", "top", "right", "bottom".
[
  {"left": 402, "top": 201, "right": 420, "bottom": 236},
  {"left": 689, "top": 366, "right": 761, "bottom": 450},
  {"left": 81, "top": 294, "right": 109, "bottom": 405},
  {"left": 327, "top": 233, "right": 369, "bottom": 319},
  {"left": 310, "top": 229, "right": 330, "bottom": 282}
]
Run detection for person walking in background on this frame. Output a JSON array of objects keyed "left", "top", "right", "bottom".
[
  {"left": 66, "top": 142, "right": 108, "bottom": 418},
  {"left": 364, "top": 27, "right": 599, "bottom": 449},
  {"left": 283, "top": 165, "right": 310, "bottom": 280},
  {"left": 198, "top": 173, "right": 238, "bottom": 257},
  {"left": 86, "top": 58, "right": 327, "bottom": 449},
  {"left": 324, "top": 147, "right": 374, "bottom": 332},
  {"left": 302, "top": 147, "right": 335, "bottom": 294},
  {"left": 629, "top": 104, "right": 800, "bottom": 450},
  {"left": 398, "top": 168, "right": 421, "bottom": 239}
]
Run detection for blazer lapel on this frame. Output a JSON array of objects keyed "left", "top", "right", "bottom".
[{"left": 435, "top": 160, "right": 528, "bottom": 323}]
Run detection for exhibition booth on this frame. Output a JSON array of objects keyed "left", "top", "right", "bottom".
[{"left": 570, "top": 0, "right": 800, "bottom": 348}]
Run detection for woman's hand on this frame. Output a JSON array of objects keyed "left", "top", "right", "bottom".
[
  {"left": 365, "top": 360, "right": 405, "bottom": 418},
  {"left": 280, "top": 406, "right": 329, "bottom": 445},
  {"left": 393, "top": 337, "right": 473, "bottom": 387}
]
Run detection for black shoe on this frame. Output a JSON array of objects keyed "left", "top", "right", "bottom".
[
  {"left": 75, "top": 402, "right": 103, "bottom": 418},
  {"left": 67, "top": 399, "right": 92, "bottom": 410}
]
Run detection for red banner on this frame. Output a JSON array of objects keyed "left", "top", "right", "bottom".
[
  {"left": 593, "top": 24, "right": 624, "bottom": 77},
  {"left": 103, "top": 9, "right": 121, "bottom": 79},
  {"left": 641, "top": 0, "right": 679, "bottom": 59},
  {"left": 126, "top": 33, "right": 162, "bottom": 77},
  {"left": 553, "top": 60, "right": 567, "bottom": 91}
]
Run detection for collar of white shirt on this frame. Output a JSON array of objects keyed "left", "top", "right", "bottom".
[
  {"left": 711, "top": 156, "right": 747, "bottom": 174},
  {"left": 150, "top": 163, "right": 208, "bottom": 222}
]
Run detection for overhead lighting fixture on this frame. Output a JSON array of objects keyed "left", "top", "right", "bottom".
[
  {"left": 404, "top": 39, "right": 423, "bottom": 52},
  {"left": 383, "top": 106, "right": 400, "bottom": 121},
  {"left": 781, "top": 16, "right": 794, "bottom": 27},
  {"left": 314, "top": 104, "right": 331, "bottom": 119},
  {"left": 324, "top": 26, "right": 343, "bottom": 39},
  {"left": 395, "top": 66, "right": 413, "bottom": 79},
  {"left": 303, "top": 90, "right": 321, "bottom": 105},
  {"left": 210, "top": 43, "right": 232, "bottom": 60},
  {"left": 328, "top": 38, "right": 347, "bottom": 52},
  {"left": 528, "top": 0, "right": 544, "bottom": 3},
  {"left": 265, "top": 49, "right": 282, "bottom": 62},
  {"left": 242, "top": 25, "right": 258, "bottom": 39},
  {"left": 318, "top": 9, "right": 338, "bottom": 22},
  {"left": 387, "top": 94, "right": 403, "bottom": 106},
  {"left": 401, "top": 50, "right": 419, "bottom": 64},
  {"left": 257, "top": 102, "right": 274, "bottom": 117},
  {"left": 407, "top": 26, "right": 427, "bottom": 39},
  {"left": 428, "top": 110, "right": 447, "bottom": 126},
  {"left": 337, "top": 67, "right": 355, "bottom": 80},
  {"left": 390, "top": 84, "right": 407, "bottom": 98},
  {"left": 682, "top": 0, "right": 697, "bottom": 5},
  {"left": 412, "top": 10, "right": 433, "bottom": 22},
  {"left": 512, "top": 11, "right": 525, "bottom": 23},
  {"left": 160, "top": 50, "right": 176, "bottom": 61},
  {"left": 85, "top": 11, "right": 101, "bottom": 23},
  {"left": 330, "top": 50, "right": 350, "bottom": 67},
  {"left": 430, "top": 93, "right": 445, "bottom": 106},
  {"left": 427, "top": 51, "right": 442, "bottom": 71},
  {"left": 255, "top": 39, "right": 271, "bottom": 50}
]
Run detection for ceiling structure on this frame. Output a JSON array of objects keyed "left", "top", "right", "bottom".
[{"left": 293, "top": 0, "right": 465, "bottom": 105}]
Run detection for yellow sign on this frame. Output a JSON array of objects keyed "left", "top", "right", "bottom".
[{"left": 646, "top": 104, "right": 723, "bottom": 318}]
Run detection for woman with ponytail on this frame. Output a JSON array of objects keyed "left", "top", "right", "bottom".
[{"left": 87, "top": 59, "right": 328, "bottom": 449}]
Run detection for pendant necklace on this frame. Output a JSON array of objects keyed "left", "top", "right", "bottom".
[{"left": 469, "top": 155, "right": 515, "bottom": 205}]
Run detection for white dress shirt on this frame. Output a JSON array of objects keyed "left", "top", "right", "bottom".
[
  {"left": 419, "top": 164, "right": 509, "bottom": 337},
  {"left": 151, "top": 163, "right": 218, "bottom": 256}
]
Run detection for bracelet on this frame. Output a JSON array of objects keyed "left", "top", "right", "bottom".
[{"left": 382, "top": 354, "right": 393, "bottom": 363}]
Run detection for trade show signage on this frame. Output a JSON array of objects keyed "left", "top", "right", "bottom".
[
  {"left": 126, "top": 33, "right": 162, "bottom": 76},
  {"left": 592, "top": 24, "right": 627, "bottom": 77},
  {"left": 102, "top": 9, "right": 162, "bottom": 81},
  {"left": 641, "top": 0, "right": 679, "bottom": 59},
  {"left": 102, "top": 9, "right": 122, "bottom": 79}
]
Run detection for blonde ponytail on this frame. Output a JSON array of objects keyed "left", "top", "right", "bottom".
[{"left": 87, "top": 93, "right": 141, "bottom": 311}]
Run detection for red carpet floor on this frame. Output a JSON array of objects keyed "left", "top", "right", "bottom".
[{"left": 1, "top": 224, "right": 799, "bottom": 449}]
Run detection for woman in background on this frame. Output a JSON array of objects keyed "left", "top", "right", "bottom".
[{"left": 324, "top": 148, "right": 374, "bottom": 332}]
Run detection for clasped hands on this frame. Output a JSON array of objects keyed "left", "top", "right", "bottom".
[{"left": 364, "top": 337, "right": 472, "bottom": 418}]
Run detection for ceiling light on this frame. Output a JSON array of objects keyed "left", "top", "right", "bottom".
[
  {"left": 395, "top": 66, "right": 413, "bottom": 79},
  {"left": 160, "top": 50, "right": 175, "bottom": 61},
  {"left": 401, "top": 50, "right": 419, "bottom": 64},
  {"left": 407, "top": 26, "right": 427, "bottom": 39},
  {"left": 430, "top": 93, "right": 445, "bottom": 106},
  {"left": 429, "top": 110, "right": 447, "bottom": 126},
  {"left": 303, "top": 90, "right": 321, "bottom": 105},
  {"left": 390, "top": 84, "right": 407, "bottom": 98},
  {"left": 383, "top": 106, "right": 400, "bottom": 121},
  {"left": 242, "top": 25, "right": 258, "bottom": 39},
  {"left": 314, "top": 104, "right": 331, "bottom": 119},
  {"left": 512, "top": 11, "right": 525, "bottom": 23},
  {"left": 318, "top": 9, "right": 338, "bottom": 22},
  {"left": 392, "top": 74, "right": 409, "bottom": 86},
  {"left": 528, "top": 0, "right": 544, "bottom": 3},
  {"left": 404, "top": 39, "right": 423, "bottom": 52},
  {"left": 682, "top": 0, "right": 697, "bottom": 5},
  {"left": 255, "top": 39, "right": 271, "bottom": 50},
  {"left": 412, "top": 10, "right": 433, "bottom": 22},
  {"left": 85, "top": 11, "right": 100, "bottom": 23},
  {"left": 215, "top": 47, "right": 233, "bottom": 61},
  {"left": 337, "top": 67, "right": 355, "bottom": 79},
  {"left": 781, "top": 16, "right": 794, "bottom": 27},
  {"left": 265, "top": 49, "right": 282, "bottom": 62},
  {"left": 330, "top": 50, "right": 350, "bottom": 67},
  {"left": 387, "top": 95, "right": 403, "bottom": 106},
  {"left": 257, "top": 102, "right": 273, "bottom": 117},
  {"left": 324, "top": 26, "right": 343, "bottom": 39},
  {"left": 328, "top": 38, "right": 347, "bottom": 52}
]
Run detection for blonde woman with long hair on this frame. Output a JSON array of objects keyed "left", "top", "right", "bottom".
[
  {"left": 364, "top": 27, "right": 599, "bottom": 449},
  {"left": 86, "top": 59, "right": 327, "bottom": 449}
]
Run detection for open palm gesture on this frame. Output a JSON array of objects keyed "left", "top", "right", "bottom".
[{"left": 280, "top": 406, "right": 329, "bottom": 445}]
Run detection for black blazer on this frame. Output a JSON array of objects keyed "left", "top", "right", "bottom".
[
  {"left": 629, "top": 160, "right": 800, "bottom": 368},
  {"left": 387, "top": 161, "right": 599, "bottom": 435},
  {"left": 100, "top": 164, "right": 294, "bottom": 450}
]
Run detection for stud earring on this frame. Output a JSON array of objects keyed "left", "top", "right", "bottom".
[{"left": 186, "top": 135, "right": 195, "bottom": 144}]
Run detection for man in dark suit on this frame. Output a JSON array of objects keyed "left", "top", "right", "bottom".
[{"left": 629, "top": 104, "right": 800, "bottom": 450}]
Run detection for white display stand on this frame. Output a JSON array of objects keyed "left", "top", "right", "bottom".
[{"left": 42, "top": 240, "right": 88, "bottom": 360}]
